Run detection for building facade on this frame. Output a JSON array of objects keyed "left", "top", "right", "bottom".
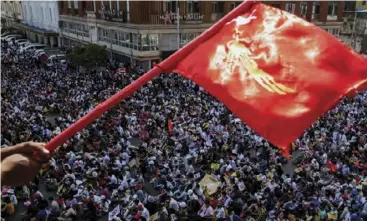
[
  {"left": 14, "top": 1, "right": 60, "bottom": 47},
  {"left": 1, "top": 0, "right": 23, "bottom": 29},
  {"left": 58, "top": 1, "right": 345, "bottom": 70},
  {"left": 356, "top": 0, "right": 367, "bottom": 11}
]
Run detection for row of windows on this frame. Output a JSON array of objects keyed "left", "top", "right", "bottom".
[
  {"left": 165, "top": 1, "right": 238, "bottom": 14},
  {"left": 67, "top": 0, "right": 79, "bottom": 9},
  {"left": 63, "top": 22, "right": 90, "bottom": 37},
  {"left": 97, "top": 28, "right": 159, "bottom": 51},
  {"left": 97, "top": 28, "right": 201, "bottom": 51},
  {"left": 180, "top": 32, "right": 200, "bottom": 46}
]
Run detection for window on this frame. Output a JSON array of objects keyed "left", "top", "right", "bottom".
[
  {"left": 300, "top": 2, "right": 308, "bottom": 18},
  {"left": 141, "top": 34, "right": 150, "bottom": 51},
  {"left": 82, "top": 1, "right": 86, "bottom": 12},
  {"left": 64, "top": 22, "right": 89, "bottom": 37},
  {"left": 141, "top": 34, "right": 159, "bottom": 51},
  {"left": 165, "top": 1, "right": 177, "bottom": 13},
  {"left": 328, "top": 1, "right": 337, "bottom": 16},
  {"left": 49, "top": 8, "right": 53, "bottom": 22},
  {"left": 24, "top": 6, "right": 27, "bottom": 21},
  {"left": 211, "top": 1, "right": 224, "bottom": 13},
  {"left": 118, "top": 31, "right": 131, "bottom": 47},
  {"left": 41, "top": 7, "right": 44, "bottom": 20},
  {"left": 312, "top": 1, "right": 320, "bottom": 20},
  {"left": 285, "top": 3, "right": 296, "bottom": 14},
  {"left": 332, "top": 28, "right": 339, "bottom": 35},
  {"left": 98, "top": 28, "right": 110, "bottom": 42},
  {"left": 180, "top": 33, "right": 196, "bottom": 46},
  {"left": 132, "top": 33, "right": 141, "bottom": 50},
  {"left": 313, "top": 2, "right": 320, "bottom": 14},
  {"left": 187, "top": 1, "right": 200, "bottom": 13},
  {"left": 30, "top": 6, "right": 33, "bottom": 21},
  {"left": 271, "top": 4, "right": 281, "bottom": 9},
  {"left": 74, "top": 0, "right": 78, "bottom": 9},
  {"left": 112, "top": 30, "right": 118, "bottom": 44},
  {"left": 230, "top": 2, "right": 240, "bottom": 10},
  {"left": 68, "top": 0, "right": 72, "bottom": 8},
  {"left": 150, "top": 34, "right": 159, "bottom": 50}
]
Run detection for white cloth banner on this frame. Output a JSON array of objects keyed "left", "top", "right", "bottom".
[{"left": 108, "top": 205, "right": 120, "bottom": 221}]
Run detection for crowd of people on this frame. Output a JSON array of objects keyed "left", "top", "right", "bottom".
[{"left": 1, "top": 39, "right": 367, "bottom": 221}]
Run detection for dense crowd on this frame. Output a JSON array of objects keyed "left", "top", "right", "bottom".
[{"left": 1, "top": 40, "right": 367, "bottom": 221}]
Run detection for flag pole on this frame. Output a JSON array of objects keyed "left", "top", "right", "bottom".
[
  {"left": 44, "top": 1, "right": 255, "bottom": 153},
  {"left": 177, "top": 0, "right": 180, "bottom": 50}
]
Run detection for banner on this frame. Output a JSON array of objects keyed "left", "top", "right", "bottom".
[
  {"left": 108, "top": 205, "right": 120, "bottom": 221},
  {"left": 210, "top": 163, "right": 220, "bottom": 169},
  {"left": 199, "top": 174, "right": 221, "bottom": 195}
]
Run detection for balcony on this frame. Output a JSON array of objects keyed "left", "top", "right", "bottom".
[
  {"left": 211, "top": 13, "right": 224, "bottom": 22},
  {"left": 86, "top": 11, "right": 96, "bottom": 20},
  {"left": 182, "top": 13, "right": 203, "bottom": 24}
]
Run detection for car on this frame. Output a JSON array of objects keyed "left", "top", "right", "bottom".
[
  {"left": 3, "top": 34, "right": 22, "bottom": 41},
  {"left": 18, "top": 42, "right": 32, "bottom": 48},
  {"left": 1, "top": 33, "right": 18, "bottom": 38},
  {"left": 33, "top": 49, "right": 46, "bottom": 58},
  {"left": 9, "top": 38, "right": 29, "bottom": 46},
  {"left": 48, "top": 54, "right": 66, "bottom": 62},
  {"left": 1, "top": 32, "right": 10, "bottom": 37},
  {"left": 7, "top": 36, "right": 24, "bottom": 42},
  {"left": 14, "top": 39, "right": 29, "bottom": 44},
  {"left": 20, "top": 44, "right": 46, "bottom": 53}
]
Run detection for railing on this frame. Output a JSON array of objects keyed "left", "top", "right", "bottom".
[
  {"left": 327, "top": 15, "right": 338, "bottom": 21},
  {"left": 150, "top": 14, "right": 204, "bottom": 25},
  {"left": 312, "top": 13, "right": 320, "bottom": 21},
  {"left": 151, "top": 14, "right": 167, "bottom": 25},
  {"left": 86, "top": 11, "right": 96, "bottom": 19}
]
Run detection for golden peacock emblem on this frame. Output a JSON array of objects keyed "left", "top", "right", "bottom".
[{"left": 210, "top": 13, "right": 297, "bottom": 95}]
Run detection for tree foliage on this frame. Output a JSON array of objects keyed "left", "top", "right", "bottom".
[{"left": 66, "top": 43, "right": 108, "bottom": 69}]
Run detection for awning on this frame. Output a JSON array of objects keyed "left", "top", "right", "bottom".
[{"left": 13, "top": 22, "right": 58, "bottom": 36}]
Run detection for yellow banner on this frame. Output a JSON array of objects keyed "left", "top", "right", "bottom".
[
  {"left": 211, "top": 163, "right": 220, "bottom": 169},
  {"left": 199, "top": 174, "right": 221, "bottom": 195}
]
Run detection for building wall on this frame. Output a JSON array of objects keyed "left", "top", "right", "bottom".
[
  {"left": 1, "top": 0, "right": 23, "bottom": 27},
  {"left": 58, "top": 0, "right": 345, "bottom": 68},
  {"left": 22, "top": 1, "right": 60, "bottom": 32}
]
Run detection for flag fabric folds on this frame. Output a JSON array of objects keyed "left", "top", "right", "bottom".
[{"left": 173, "top": 3, "right": 367, "bottom": 156}]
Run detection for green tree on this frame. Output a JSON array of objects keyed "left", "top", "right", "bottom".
[{"left": 66, "top": 43, "right": 108, "bottom": 69}]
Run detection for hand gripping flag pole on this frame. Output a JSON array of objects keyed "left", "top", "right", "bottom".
[{"left": 44, "top": 1, "right": 255, "bottom": 153}]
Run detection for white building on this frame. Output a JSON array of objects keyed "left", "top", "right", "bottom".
[
  {"left": 14, "top": 1, "right": 60, "bottom": 47},
  {"left": 1, "top": 0, "right": 23, "bottom": 28}
]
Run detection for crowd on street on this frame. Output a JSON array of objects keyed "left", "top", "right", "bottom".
[{"left": 1, "top": 40, "right": 367, "bottom": 221}]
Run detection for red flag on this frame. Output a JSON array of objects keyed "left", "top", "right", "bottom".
[
  {"left": 173, "top": 3, "right": 367, "bottom": 156},
  {"left": 168, "top": 120, "right": 174, "bottom": 133},
  {"left": 327, "top": 160, "right": 337, "bottom": 173}
]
